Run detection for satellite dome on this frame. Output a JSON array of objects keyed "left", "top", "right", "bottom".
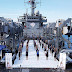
[{"left": 35, "top": 10, "right": 39, "bottom": 16}]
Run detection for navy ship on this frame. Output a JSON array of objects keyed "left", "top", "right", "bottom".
[
  {"left": 0, "top": 0, "right": 72, "bottom": 71},
  {"left": 18, "top": 0, "right": 47, "bottom": 39}
]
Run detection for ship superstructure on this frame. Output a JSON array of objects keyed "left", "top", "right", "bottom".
[{"left": 18, "top": 0, "right": 47, "bottom": 38}]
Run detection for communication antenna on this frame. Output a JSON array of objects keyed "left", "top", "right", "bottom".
[
  {"left": 24, "top": 0, "right": 41, "bottom": 6},
  {"left": 23, "top": 0, "right": 42, "bottom": 16}
]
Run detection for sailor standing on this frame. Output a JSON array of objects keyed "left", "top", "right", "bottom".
[
  {"left": 49, "top": 45, "right": 52, "bottom": 53},
  {"left": 26, "top": 44, "right": 28, "bottom": 60},
  {"left": 37, "top": 49, "right": 39, "bottom": 60},
  {"left": 18, "top": 45, "right": 22, "bottom": 60},
  {"left": 54, "top": 48, "right": 57, "bottom": 61},
  {"left": 46, "top": 50, "right": 48, "bottom": 60},
  {"left": 42, "top": 43, "right": 44, "bottom": 49},
  {"left": 36, "top": 45, "right": 38, "bottom": 52},
  {"left": 52, "top": 45, "right": 54, "bottom": 56},
  {"left": 34, "top": 40, "right": 36, "bottom": 47}
]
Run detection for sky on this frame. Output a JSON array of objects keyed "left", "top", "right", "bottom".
[{"left": 0, "top": 0, "right": 72, "bottom": 22}]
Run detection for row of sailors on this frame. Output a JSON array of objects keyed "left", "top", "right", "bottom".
[
  {"left": 18, "top": 40, "right": 30, "bottom": 60},
  {"left": 26, "top": 40, "right": 29, "bottom": 60},
  {"left": 37, "top": 40, "right": 58, "bottom": 61},
  {"left": 18, "top": 39, "right": 25, "bottom": 60},
  {"left": 34, "top": 40, "right": 57, "bottom": 60},
  {"left": 18, "top": 40, "right": 57, "bottom": 61}
]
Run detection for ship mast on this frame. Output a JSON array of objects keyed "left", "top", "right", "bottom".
[
  {"left": 30, "top": 0, "right": 36, "bottom": 16},
  {"left": 24, "top": 0, "right": 40, "bottom": 16}
]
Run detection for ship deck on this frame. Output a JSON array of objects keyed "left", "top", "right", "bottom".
[{"left": 13, "top": 40, "right": 59, "bottom": 68}]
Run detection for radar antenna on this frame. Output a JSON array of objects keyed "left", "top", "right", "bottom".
[{"left": 24, "top": 0, "right": 41, "bottom": 16}]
